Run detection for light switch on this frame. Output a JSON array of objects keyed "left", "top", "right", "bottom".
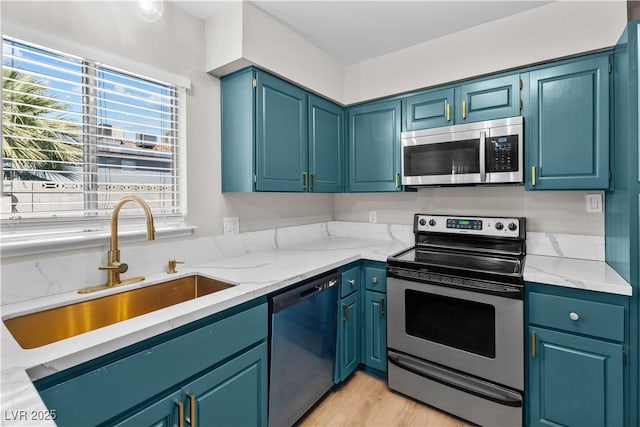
[
  {"left": 586, "top": 194, "right": 603, "bottom": 214},
  {"left": 368, "top": 211, "right": 377, "bottom": 223}
]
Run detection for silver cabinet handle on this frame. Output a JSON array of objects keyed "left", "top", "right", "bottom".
[
  {"left": 348, "top": 279, "right": 356, "bottom": 286},
  {"left": 371, "top": 277, "right": 378, "bottom": 284},
  {"left": 569, "top": 312, "right": 579, "bottom": 321}
]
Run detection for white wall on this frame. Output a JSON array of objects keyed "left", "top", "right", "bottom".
[
  {"left": 206, "top": 2, "right": 345, "bottom": 103},
  {"left": 335, "top": 188, "right": 605, "bottom": 235},
  {"left": 344, "top": 1, "right": 627, "bottom": 103},
  {"left": 0, "top": 0, "right": 335, "bottom": 244}
]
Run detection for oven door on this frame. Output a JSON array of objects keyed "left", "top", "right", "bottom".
[{"left": 387, "top": 276, "right": 523, "bottom": 390}]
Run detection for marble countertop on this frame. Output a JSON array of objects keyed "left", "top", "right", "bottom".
[
  {"left": 0, "top": 231, "right": 632, "bottom": 426},
  {"left": 525, "top": 254, "right": 632, "bottom": 296}
]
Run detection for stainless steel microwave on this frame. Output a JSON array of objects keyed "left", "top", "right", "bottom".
[{"left": 401, "top": 116, "right": 523, "bottom": 186}]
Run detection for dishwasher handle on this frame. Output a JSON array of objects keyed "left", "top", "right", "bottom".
[{"left": 270, "top": 272, "right": 340, "bottom": 313}]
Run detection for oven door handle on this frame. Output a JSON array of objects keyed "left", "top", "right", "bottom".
[{"left": 388, "top": 352, "right": 522, "bottom": 408}]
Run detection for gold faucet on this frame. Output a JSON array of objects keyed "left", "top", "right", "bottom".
[{"left": 78, "top": 196, "right": 155, "bottom": 294}]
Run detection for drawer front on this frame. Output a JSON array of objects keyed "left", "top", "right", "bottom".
[
  {"left": 365, "top": 266, "right": 387, "bottom": 292},
  {"left": 341, "top": 266, "right": 360, "bottom": 298},
  {"left": 528, "top": 293, "right": 624, "bottom": 342}
]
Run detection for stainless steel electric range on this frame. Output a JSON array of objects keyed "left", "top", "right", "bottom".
[{"left": 386, "top": 214, "right": 526, "bottom": 427}]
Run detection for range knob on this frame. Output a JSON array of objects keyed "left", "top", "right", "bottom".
[
  {"left": 495, "top": 222, "right": 504, "bottom": 230},
  {"left": 419, "top": 218, "right": 427, "bottom": 226},
  {"left": 429, "top": 219, "right": 436, "bottom": 227},
  {"left": 508, "top": 222, "right": 518, "bottom": 231}
]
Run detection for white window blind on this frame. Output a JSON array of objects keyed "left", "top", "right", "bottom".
[{"left": 2, "top": 36, "right": 185, "bottom": 236}]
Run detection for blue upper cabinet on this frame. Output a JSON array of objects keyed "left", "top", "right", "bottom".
[
  {"left": 308, "top": 95, "right": 344, "bottom": 192},
  {"left": 457, "top": 74, "right": 522, "bottom": 123},
  {"left": 221, "top": 68, "right": 344, "bottom": 193},
  {"left": 527, "top": 54, "right": 610, "bottom": 190},
  {"left": 403, "top": 74, "right": 522, "bottom": 131},
  {"left": 221, "top": 68, "right": 255, "bottom": 192},
  {"left": 348, "top": 100, "right": 402, "bottom": 192},
  {"left": 256, "top": 72, "right": 308, "bottom": 192},
  {"left": 403, "top": 88, "right": 454, "bottom": 130}
]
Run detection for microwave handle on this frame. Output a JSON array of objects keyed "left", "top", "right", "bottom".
[{"left": 479, "top": 131, "right": 486, "bottom": 182}]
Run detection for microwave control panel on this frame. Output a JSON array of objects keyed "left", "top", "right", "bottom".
[{"left": 486, "top": 135, "right": 518, "bottom": 172}]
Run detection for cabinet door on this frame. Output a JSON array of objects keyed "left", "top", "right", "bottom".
[
  {"left": 221, "top": 69, "right": 256, "bottom": 192},
  {"left": 308, "top": 95, "right": 344, "bottom": 192},
  {"left": 348, "top": 100, "right": 402, "bottom": 192},
  {"left": 457, "top": 74, "right": 522, "bottom": 123},
  {"left": 183, "top": 342, "right": 268, "bottom": 427},
  {"left": 114, "top": 391, "right": 183, "bottom": 427},
  {"left": 527, "top": 55, "right": 610, "bottom": 190},
  {"left": 256, "top": 72, "right": 308, "bottom": 191},
  {"left": 403, "top": 88, "right": 454, "bottom": 131},
  {"left": 529, "top": 327, "right": 623, "bottom": 427},
  {"left": 337, "top": 291, "right": 360, "bottom": 382},
  {"left": 363, "top": 290, "right": 387, "bottom": 374}
]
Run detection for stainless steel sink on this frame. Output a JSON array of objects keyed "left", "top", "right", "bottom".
[{"left": 3, "top": 275, "right": 234, "bottom": 349}]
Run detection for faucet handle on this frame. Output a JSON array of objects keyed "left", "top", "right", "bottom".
[
  {"left": 99, "top": 262, "right": 129, "bottom": 274},
  {"left": 168, "top": 260, "right": 185, "bottom": 274}
]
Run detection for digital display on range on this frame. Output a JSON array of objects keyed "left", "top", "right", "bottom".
[{"left": 446, "top": 218, "right": 482, "bottom": 230}]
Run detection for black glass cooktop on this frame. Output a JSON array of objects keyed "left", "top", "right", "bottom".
[{"left": 390, "top": 247, "right": 523, "bottom": 278}]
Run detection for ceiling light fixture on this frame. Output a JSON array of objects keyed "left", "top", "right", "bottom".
[{"left": 137, "top": 0, "right": 164, "bottom": 23}]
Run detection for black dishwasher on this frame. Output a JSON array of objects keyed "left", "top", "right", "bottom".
[{"left": 268, "top": 271, "right": 340, "bottom": 427}]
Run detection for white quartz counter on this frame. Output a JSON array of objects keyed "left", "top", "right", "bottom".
[
  {"left": 0, "top": 224, "right": 632, "bottom": 426},
  {"left": 525, "top": 254, "right": 632, "bottom": 296}
]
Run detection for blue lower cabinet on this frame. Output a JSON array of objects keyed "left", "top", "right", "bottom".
[
  {"left": 526, "top": 283, "right": 628, "bottom": 427},
  {"left": 336, "top": 291, "right": 360, "bottom": 382},
  {"left": 363, "top": 290, "right": 387, "bottom": 374},
  {"left": 36, "top": 302, "right": 268, "bottom": 426},
  {"left": 528, "top": 326, "right": 623, "bottom": 427},
  {"left": 114, "top": 390, "right": 184, "bottom": 427},
  {"left": 183, "top": 342, "right": 268, "bottom": 427}
]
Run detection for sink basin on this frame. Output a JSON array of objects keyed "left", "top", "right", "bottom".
[{"left": 3, "top": 275, "right": 234, "bottom": 349}]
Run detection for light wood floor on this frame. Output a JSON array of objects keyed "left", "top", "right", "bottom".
[{"left": 298, "top": 370, "right": 472, "bottom": 427}]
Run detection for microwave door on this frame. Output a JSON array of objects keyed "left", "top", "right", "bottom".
[{"left": 402, "top": 129, "right": 486, "bottom": 186}]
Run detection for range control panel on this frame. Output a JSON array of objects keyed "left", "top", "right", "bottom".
[{"left": 415, "top": 214, "right": 523, "bottom": 238}]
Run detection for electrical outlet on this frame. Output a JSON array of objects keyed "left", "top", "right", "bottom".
[
  {"left": 368, "top": 211, "right": 377, "bottom": 223},
  {"left": 223, "top": 216, "right": 240, "bottom": 235},
  {"left": 586, "top": 193, "right": 603, "bottom": 214}
]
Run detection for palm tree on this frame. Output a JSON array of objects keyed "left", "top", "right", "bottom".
[{"left": 2, "top": 68, "right": 82, "bottom": 181}]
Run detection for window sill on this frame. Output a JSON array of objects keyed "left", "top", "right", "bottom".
[{"left": 1, "top": 225, "right": 196, "bottom": 259}]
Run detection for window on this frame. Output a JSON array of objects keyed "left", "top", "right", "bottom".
[{"left": 2, "top": 36, "right": 186, "bottom": 241}]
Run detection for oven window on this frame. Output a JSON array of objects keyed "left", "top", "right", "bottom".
[
  {"left": 405, "top": 289, "right": 496, "bottom": 358},
  {"left": 404, "top": 139, "right": 480, "bottom": 176}
]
